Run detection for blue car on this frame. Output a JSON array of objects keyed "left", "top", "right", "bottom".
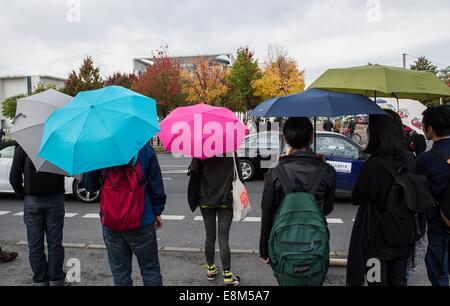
[{"left": 237, "top": 131, "right": 368, "bottom": 196}]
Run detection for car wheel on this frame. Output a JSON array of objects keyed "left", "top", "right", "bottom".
[
  {"left": 72, "top": 179, "right": 100, "bottom": 203},
  {"left": 240, "top": 159, "right": 256, "bottom": 182}
]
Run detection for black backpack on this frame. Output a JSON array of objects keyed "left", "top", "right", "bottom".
[
  {"left": 431, "top": 149, "right": 450, "bottom": 233},
  {"left": 376, "top": 158, "right": 435, "bottom": 248}
]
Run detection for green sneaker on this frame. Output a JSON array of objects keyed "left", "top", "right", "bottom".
[
  {"left": 205, "top": 264, "right": 219, "bottom": 281},
  {"left": 223, "top": 271, "right": 240, "bottom": 286}
]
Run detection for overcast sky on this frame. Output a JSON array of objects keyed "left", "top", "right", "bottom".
[{"left": 1, "top": 0, "right": 449, "bottom": 85}]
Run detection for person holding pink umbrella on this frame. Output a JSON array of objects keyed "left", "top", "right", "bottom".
[{"left": 158, "top": 103, "right": 249, "bottom": 286}]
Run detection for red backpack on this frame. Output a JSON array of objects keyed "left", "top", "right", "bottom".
[{"left": 100, "top": 161, "right": 146, "bottom": 232}]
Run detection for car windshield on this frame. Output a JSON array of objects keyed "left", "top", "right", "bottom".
[{"left": 316, "top": 136, "right": 359, "bottom": 160}]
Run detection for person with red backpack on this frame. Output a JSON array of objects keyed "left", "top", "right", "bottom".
[
  {"left": 82, "top": 143, "right": 167, "bottom": 286},
  {"left": 416, "top": 105, "right": 450, "bottom": 287}
]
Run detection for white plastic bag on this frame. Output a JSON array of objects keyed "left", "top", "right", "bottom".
[{"left": 232, "top": 155, "right": 251, "bottom": 221}]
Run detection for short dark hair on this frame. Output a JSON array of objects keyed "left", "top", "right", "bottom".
[
  {"left": 422, "top": 105, "right": 450, "bottom": 137},
  {"left": 283, "top": 117, "right": 313, "bottom": 149},
  {"left": 365, "top": 114, "right": 408, "bottom": 159}
]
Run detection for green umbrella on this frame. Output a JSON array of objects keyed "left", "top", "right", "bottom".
[{"left": 309, "top": 64, "right": 450, "bottom": 102}]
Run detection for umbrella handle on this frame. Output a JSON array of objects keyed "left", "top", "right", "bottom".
[{"left": 11, "top": 113, "right": 26, "bottom": 125}]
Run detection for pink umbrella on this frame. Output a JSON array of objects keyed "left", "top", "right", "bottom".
[{"left": 158, "top": 103, "right": 249, "bottom": 159}]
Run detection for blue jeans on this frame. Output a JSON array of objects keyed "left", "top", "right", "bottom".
[
  {"left": 102, "top": 224, "right": 163, "bottom": 286},
  {"left": 23, "top": 194, "right": 66, "bottom": 285},
  {"left": 425, "top": 207, "right": 449, "bottom": 286}
]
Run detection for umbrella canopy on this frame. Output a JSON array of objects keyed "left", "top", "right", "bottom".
[
  {"left": 158, "top": 103, "right": 249, "bottom": 159},
  {"left": 38, "top": 86, "right": 160, "bottom": 176},
  {"left": 250, "top": 88, "right": 386, "bottom": 118},
  {"left": 309, "top": 64, "right": 450, "bottom": 101},
  {"left": 377, "top": 98, "right": 427, "bottom": 135},
  {"left": 11, "top": 89, "right": 72, "bottom": 175}
]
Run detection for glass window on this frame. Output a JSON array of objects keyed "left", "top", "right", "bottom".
[
  {"left": 0, "top": 146, "right": 15, "bottom": 159},
  {"left": 316, "top": 136, "right": 359, "bottom": 160}
]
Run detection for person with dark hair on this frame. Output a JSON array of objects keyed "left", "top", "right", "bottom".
[
  {"left": 415, "top": 105, "right": 450, "bottom": 286},
  {"left": 384, "top": 109, "right": 427, "bottom": 156},
  {"left": 323, "top": 118, "right": 333, "bottom": 132},
  {"left": 347, "top": 114, "right": 415, "bottom": 286},
  {"left": 259, "top": 117, "right": 336, "bottom": 279}
]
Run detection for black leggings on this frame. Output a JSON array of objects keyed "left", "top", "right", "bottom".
[{"left": 200, "top": 207, "right": 233, "bottom": 271}]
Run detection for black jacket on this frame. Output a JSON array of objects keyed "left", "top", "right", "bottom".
[
  {"left": 188, "top": 154, "right": 244, "bottom": 209},
  {"left": 9, "top": 145, "right": 65, "bottom": 199},
  {"left": 259, "top": 150, "right": 337, "bottom": 259}
]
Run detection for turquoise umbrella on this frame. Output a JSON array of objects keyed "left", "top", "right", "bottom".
[{"left": 38, "top": 86, "right": 160, "bottom": 176}]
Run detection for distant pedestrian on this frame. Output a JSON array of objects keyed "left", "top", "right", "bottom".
[
  {"left": 333, "top": 119, "right": 342, "bottom": 134},
  {"left": 9, "top": 144, "right": 66, "bottom": 286},
  {"left": 0, "top": 129, "right": 5, "bottom": 142},
  {"left": 416, "top": 105, "right": 450, "bottom": 286},
  {"left": 82, "top": 143, "right": 167, "bottom": 286},
  {"left": 259, "top": 117, "right": 336, "bottom": 286},
  {"left": 348, "top": 118, "right": 356, "bottom": 138},
  {"left": 0, "top": 247, "right": 18, "bottom": 263},
  {"left": 323, "top": 118, "right": 333, "bottom": 132},
  {"left": 188, "top": 153, "right": 243, "bottom": 286}
]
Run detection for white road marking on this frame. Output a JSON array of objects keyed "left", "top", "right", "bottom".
[
  {"left": 194, "top": 216, "right": 204, "bottom": 221},
  {"left": 0, "top": 211, "right": 11, "bottom": 216},
  {"left": 83, "top": 213, "right": 100, "bottom": 219},
  {"left": 162, "top": 170, "right": 188, "bottom": 174},
  {"left": 161, "top": 215, "right": 185, "bottom": 221},
  {"left": 163, "top": 178, "right": 172, "bottom": 181},
  {"left": 14, "top": 212, "right": 24, "bottom": 216},
  {"left": 243, "top": 217, "right": 262, "bottom": 222},
  {"left": 160, "top": 165, "right": 190, "bottom": 168},
  {"left": 65, "top": 213, "right": 78, "bottom": 218},
  {"left": 327, "top": 218, "right": 344, "bottom": 224}
]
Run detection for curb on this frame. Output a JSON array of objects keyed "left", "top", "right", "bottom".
[{"left": 1, "top": 240, "right": 349, "bottom": 267}]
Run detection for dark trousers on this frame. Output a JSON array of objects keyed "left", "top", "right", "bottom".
[
  {"left": 102, "top": 224, "right": 162, "bottom": 286},
  {"left": 23, "top": 194, "right": 66, "bottom": 285},
  {"left": 367, "top": 256, "right": 409, "bottom": 287},
  {"left": 425, "top": 207, "right": 449, "bottom": 286},
  {"left": 200, "top": 207, "right": 233, "bottom": 271}
]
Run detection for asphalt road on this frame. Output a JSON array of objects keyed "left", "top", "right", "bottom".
[{"left": 0, "top": 154, "right": 357, "bottom": 254}]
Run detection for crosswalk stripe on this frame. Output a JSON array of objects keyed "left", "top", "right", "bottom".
[
  {"left": 327, "top": 218, "right": 344, "bottom": 224},
  {"left": 65, "top": 213, "right": 78, "bottom": 218},
  {"left": 0, "top": 211, "right": 11, "bottom": 216},
  {"left": 14, "top": 212, "right": 24, "bottom": 216},
  {"left": 243, "top": 217, "right": 261, "bottom": 222},
  {"left": 194, "top": 216, "right": 204, "bottom": 221},
  {"left": 161, "top": 215, "right": 185, "bottom": 221},
  {"left": 83, "top": 213, "right": 100, "bottom": 219}
]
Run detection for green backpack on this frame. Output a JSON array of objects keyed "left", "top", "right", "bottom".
[{"left": 269, "top": 163, "right": 330, "bottom": 286}]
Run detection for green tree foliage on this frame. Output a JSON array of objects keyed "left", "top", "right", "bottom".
[
  {"left": 1, "top": 94, "right": 27, "bottom": 119},
  {"left": 62, "top": 56, "right": 104, "bottom": 96},
  {"left": 227, "top": 47, "right": 262, "bottom": 112},
  {"left": 410, "top": 56, "right": 438, "bottom": 74}
]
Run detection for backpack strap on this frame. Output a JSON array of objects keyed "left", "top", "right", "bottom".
[
  {"left": 273, "top": 163, "right": 293, "bottom": 196},
  {"left": 306, "top": 163, "right": 330, "bottom": 196}
]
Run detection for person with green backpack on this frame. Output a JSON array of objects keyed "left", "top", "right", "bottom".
[{"left": 259, "top": 117, "right": 336, "bottom": 286}]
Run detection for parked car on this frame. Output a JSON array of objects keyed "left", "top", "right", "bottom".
[
  {"left": 0, "top": 141, "right": 99, "bottom": 203},
  {"left": 237, "top": 131, "right": 369, "bottom": 196}
]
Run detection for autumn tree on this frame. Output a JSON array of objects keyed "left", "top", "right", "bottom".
[
  {"left": 134, "top": 45, "right": 185, "bottom": 118},
  {"left": 182, "top": 58, "right": 230, "bottom": 106},
  {"left": 252, "top": 45, "right": 305, "bottom": 100},
  {"left": 62, "top": 56, "right": 104, "bottom": 97},
  {"left": 105, "top": 72, "right": 138, "bottom": 89},
  {"left": 227, "top": 47, "right": 262, "bottom": 112}
]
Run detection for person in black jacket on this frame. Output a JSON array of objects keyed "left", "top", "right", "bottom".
[
  {"left": 9, "top": 144, "right": 66, "bottom": 286},
  {"left": 259, "top": 117, "right": 336, "bottom": 264},
  {"left": 347, "top": 113, "right": 415, "bottom": 287},
  {"left": 189, "top": 153, "right": 244, "bottom": 286}
]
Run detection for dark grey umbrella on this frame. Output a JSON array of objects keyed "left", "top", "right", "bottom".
[{"left": 11, "top": 89, "right": 72, "bottom": 175}]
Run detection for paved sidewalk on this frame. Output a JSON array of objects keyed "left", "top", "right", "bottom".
[{"left": 0, "top": 243, "right": 429, "bottom": 286}]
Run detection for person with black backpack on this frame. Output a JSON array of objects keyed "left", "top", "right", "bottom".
[
  {"left": 347, "top": 113, "right": 434, "bottom": 287},
  {"left": 416, "top": 105, "right": 450, "bottom": 287},
  {"left": 259, "top": 117, "right": 336, "bottom": 286}
]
